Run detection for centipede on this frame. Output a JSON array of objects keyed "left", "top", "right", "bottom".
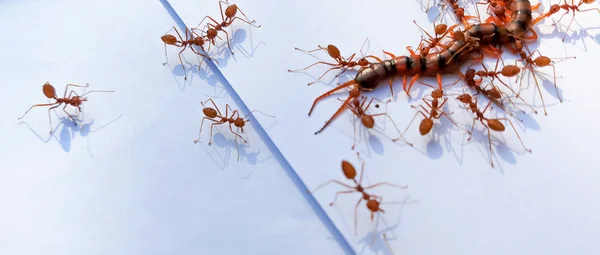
[{"left": 294, "top": 0, "right": 582, "bottom": 167}]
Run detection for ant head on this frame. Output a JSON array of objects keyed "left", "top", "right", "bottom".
[
  {"left": 341, "top": 160, "right": 357, "bottom": 179},
  {"left": 492, "top": 5, "right": 505, "bottom": 16},
  {"left": 361, "top": 116, "right": 375, "bottom": 129},
  {"left": 234, "top": 118, "right": 245, "bottom": 128},
  {"left": 42, "top": 82, "right": 56, "bottom": 98},
  {"left": 202, "top": 107, "right": 218, "bottom": 118},
  {"left": 465, "top": 68, "right": 476, "bottom": 78},
  {"left": 419, "top": 118, "right": 434, "bottom": 136},
  {"left": 366, "top": 199, "right": 381, "bottom": 212},
  {"left": 454, "top": 8, "right": 464, "bottom": 17},
  {"left": 431, "top": 89, "right": 443, "bottom": 99},
  {"left": 206, "top": 28, "right": 218, "bottom": 39},
  {"left": 225, "top": 4, "right": 238, "bottom": 18},
  {"left": 326, "top": 45, "right": 341, "bottom": 59},
  {"left": 357, "top": 58, "right": 369, "bottom": 66},
  {"left": 434, "top": 24, "right": 447, "bottom": 35},
  {"left": 420, "top": 46, "right": 431, "bottom": 55},
  {"left": 549, "top": 4, "right": 560, "bottom": 14},
  {"left": 161, "top": 34, "right": 178, "bottom": 45},
  {"left": 191, "top": 37, "right": 205, "bottom": 47},
  {"left": 456, "top": 93, "right": 472, "bottom": 104}
]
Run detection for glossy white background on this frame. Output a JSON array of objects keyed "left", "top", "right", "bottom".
[
  {"left": 171, "top": 0, "right": 600, "bottom": 254},
  {"left": 0, "top": 0, "right": 349, "bottom": 254}
]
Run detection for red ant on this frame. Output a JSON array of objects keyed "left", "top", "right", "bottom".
[
  {"left": 410, "top": 16, "right": 458, "bottom": 56},
  {"left": 396, "top": 81, "right": 466, "bottom": 139},
  {"left": 339, "top": 96, "right": 412, "bottom": 149},
  {"left": 18, "top": 82, "right": 113, "bottom": 134},
  {"left": 442, "top": 0, "right": 479, "bottom": 26},
  {"left": 289, "top": 39, "right": 382, "bottom": 86},
  {"left": 456, "top": 93, "right": 531, "bottom": 168},
  {"left": 533, "top": 0, "right": 599, "bottom": 41},
  {"left": 161, "top": 27, "right": 215, "bottom": 80},
  {"left": 515, "top": 49, "right": 575, "bottom": 115},
  {"left": 198, "top": 0, "right": 261, "bottom": 55},
  {"left": 193, "top": 98, "right": 274, "bottom": 160},
  {"left": 462, "top": 59, "right": 537, "bottom": 115},
  {"left": 311, "top": 154, "right": 407, "bottom": 235}
]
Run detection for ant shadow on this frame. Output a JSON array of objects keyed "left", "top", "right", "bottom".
[
  {"left": 167, "top": 60, "right": 223, "bottom": 92},
  {"left": 211, "top": 28, "right": 265, "bottom": 68},
  {"left": 199, "top": 132, "right": 273, "bottom": 178},
  {"left": 357, "top": 197, "right": 419, "bottom": 255},
  {"left": 19, "top": 113, "right": 123, "bottom": 157},
  {"left": 465, "top": 125, "right": 523, "bottom": 173}
]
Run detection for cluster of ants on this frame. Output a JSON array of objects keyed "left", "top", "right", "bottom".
[
  {"left": 161, "top": 0, "right": 261, "bottom": 80},
  {"left": 18, "top": 1, "right": 266, "bottom": 161},
  {"left": 15, "top": 0, "right": 600, "bottom": 253},
  {"left": 289, "top": 0, "right": 599, "bottom": 250}
]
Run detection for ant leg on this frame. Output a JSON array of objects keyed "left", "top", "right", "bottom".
[
  {"left": 529, "top": 66, "right": 548, "bottom": 115},
  {"left": 243, "top": 109, "right": 276, "bottom": 120},
  {"left": 330, "top": 190, "right": 360, "bottom": 206},
  {"left": 62, "top": 104, "right": 77, "bottom": 124},
  {"left": 354, "top": 198, "right": 363, "bottom": 236},
  {"left": 18, "top": 102, "right": 59, "bottom": 121},
  {"left": 485, "top": 125, "right": 495, "bottom": 168},
  {"left": 467, "top": 117, "right": 477, "bottom": 142},
  {"left": 220, "top": 29, "right": 234, "bottom": 55},
  {"left": 496, "top": 118, "right": 532, "bottom": 153},
  {"left": 363, "top": 182, "right": 408, "bottom": 190},
  {"left": 228, "top": 123, "right": 248, "bottom": 143},
  {"left": 311, "top": 179, "right": 356, "bottom": 194},
  {"left": 288, "top": 61, "right": 339, "bottom": 74},
  {"left": 177, "top": 46, "right": 189, "bottom": 80},
  {"left": 63, "top": 83, "right": 89, "bottom": 98},
  {"left": 394, "top": 108, "right": 425, "bottom": 142},
  {"left": 230, "top": 16, "right": 261, "bottom": 28},
  {"left": 194, "top": 117, "right": 220, "bottom": 144},
  {"left": 203, "top": 98, "right": 224, "bottom": 116},
  {"left": 208, "top": 122, "right": 224, "bottom": 145}
]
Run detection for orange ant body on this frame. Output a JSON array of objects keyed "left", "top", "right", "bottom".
[
  {"left": 289, "top": 40, "right": 382, "bottom": 86},
  {"left": 340, "top": 96, "right": 412, "bottom": 149},
  {"left": 311, "top": 155, "right": 407, "bottom": 235},
  {"left": 410, "top": 18, "right": 458, "bottom": 56},
  {"left": 533, "top": 0, "right": 599, "bottom": 41},
  {"left": 396, "top": 82, "right": 465, "bottom": 139},
  {"left": 18, "top": 82, "right": 113, "bottom": 134},
  {"left": 516, "top": 49, "right": 575, "bottom": 115},
  {"left": 161, "top": 27, "right": 214, "bottom": 80},
  {"left": 456, "top": 93, "right": 531, "bottom": 167},
  {"left": 199, "top": 0, "right": 261, "bottom": 55},
  {"left": 194, "top": 98, "right": 274, "bottom": 160}
]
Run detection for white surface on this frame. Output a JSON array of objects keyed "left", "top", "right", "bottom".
[
  {"left": 0, "top": 0, "right": 346, "bottom": 254},
  {"left": 170, "top": 0, "right": 600, "bottom": 254}
]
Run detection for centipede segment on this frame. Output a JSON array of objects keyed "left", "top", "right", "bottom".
[{"left": 294, "top": 0, "right": 587, "bottom": 167}]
